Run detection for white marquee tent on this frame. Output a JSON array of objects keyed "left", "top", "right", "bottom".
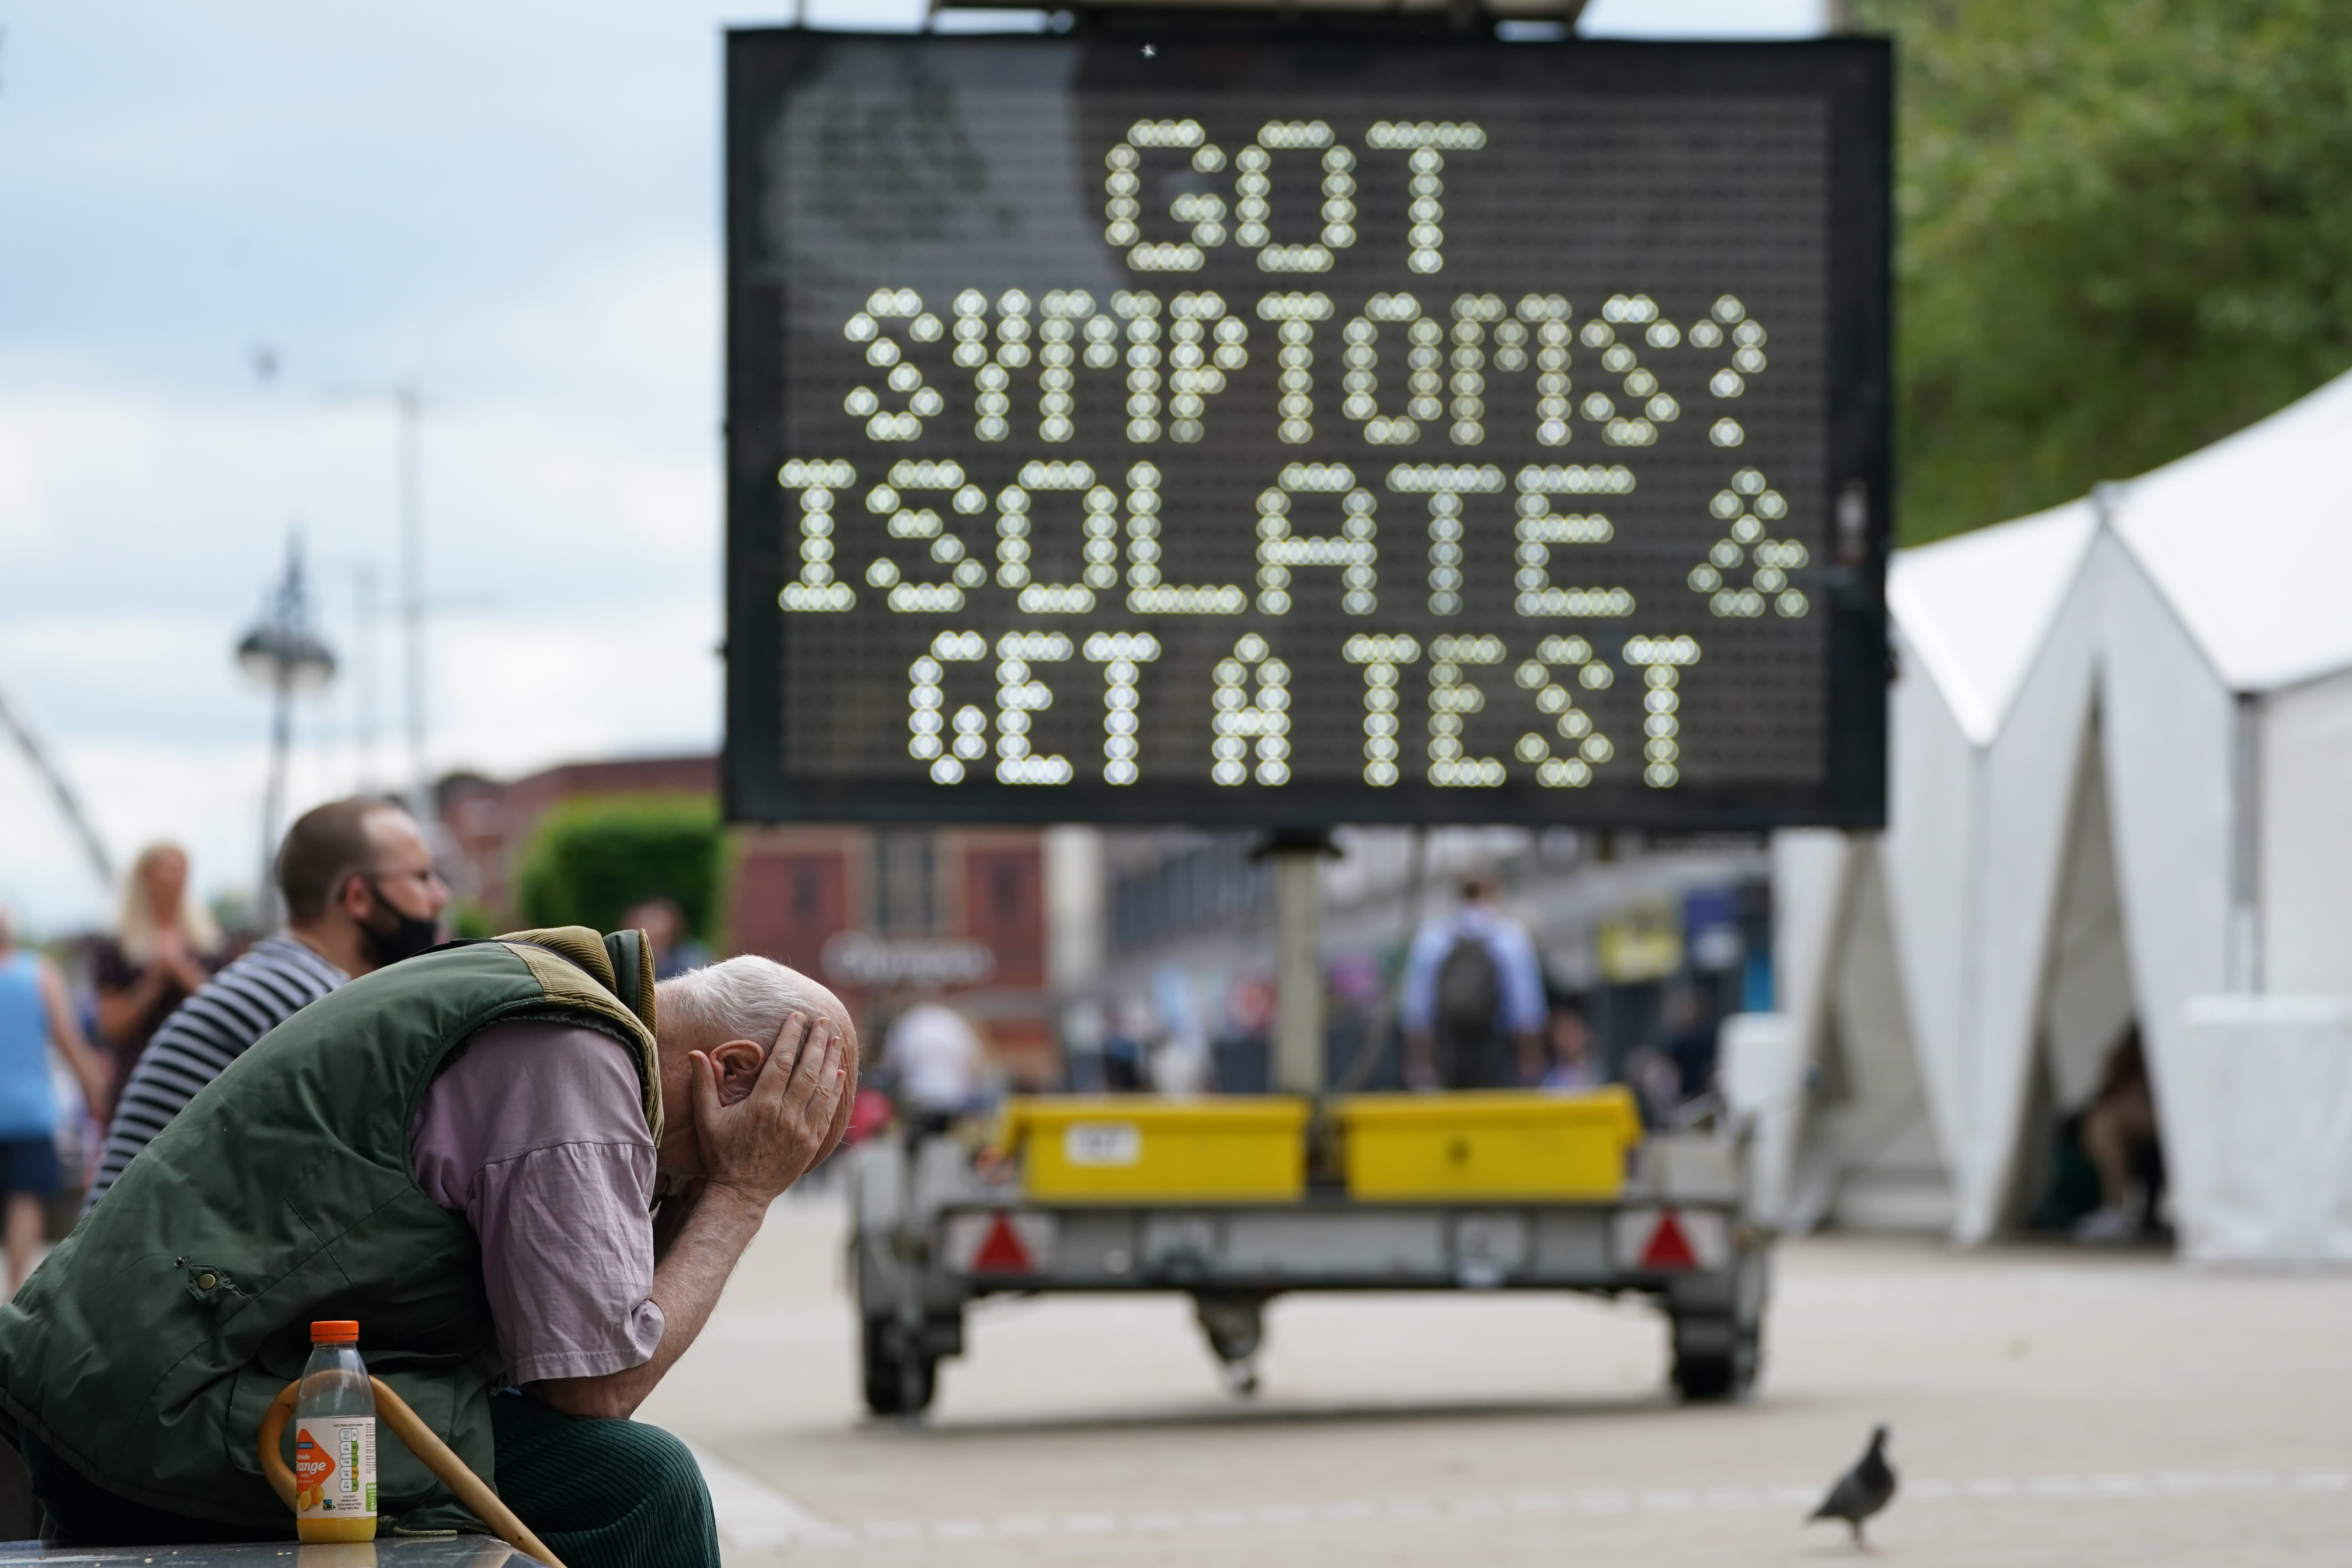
[{"left": 1750, "top": 369, "right": 2352, "bottom": 1258}]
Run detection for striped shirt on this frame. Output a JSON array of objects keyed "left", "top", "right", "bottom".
[{"left": 84, "top": 934, "right": 346, "bottom": 1210}]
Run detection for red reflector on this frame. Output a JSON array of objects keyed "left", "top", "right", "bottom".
[
  {"left": 971, "top": 1213, "right": 1035, "bottom": 1274},
  {"left": 1640, "top": 1210, "right": 1700, "bottom": 1270}
]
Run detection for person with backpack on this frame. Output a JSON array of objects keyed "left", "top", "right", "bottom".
[{"left": 1400, "top": 873, "right": 1548, "bottom": 1090}]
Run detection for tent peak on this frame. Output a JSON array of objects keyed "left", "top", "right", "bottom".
[
  {"left": 1889, "top": 500, "right": 2098, "bottom": 745},
  {"left": 2104, "top": 367, "right": 2352, "bottom": 695}
]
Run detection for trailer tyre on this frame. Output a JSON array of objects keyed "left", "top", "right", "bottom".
[
  {"left": 860, "top": 1317, "right": 939, "bottom": 1416},
  {"left": 1671, "top": 1243, "right": 1767, "bottom": 1402},
  {"left": 1669, "top": 1317, "right": 1757, "bottom": 1402}
]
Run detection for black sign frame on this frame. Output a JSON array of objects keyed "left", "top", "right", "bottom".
[{"left": 724, "top": 27, "right": 1890, "bottom": 829}]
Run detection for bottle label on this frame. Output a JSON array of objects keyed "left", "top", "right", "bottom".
[{"left": 294, "top": 1418, "right": 376, "bottom": 1519}]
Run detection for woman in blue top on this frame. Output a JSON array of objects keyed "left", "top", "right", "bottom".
[{"left": 0, "top": 904, "right": 109, "bottom": 1296}]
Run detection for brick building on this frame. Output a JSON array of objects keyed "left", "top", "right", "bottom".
[{"left": 437, "top": 757, "right": 1058, "bottom": 1083}]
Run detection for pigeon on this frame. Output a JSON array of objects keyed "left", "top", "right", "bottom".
[{"left": 1808, "top": 1424, "right": 1896, "bottom": 1549}]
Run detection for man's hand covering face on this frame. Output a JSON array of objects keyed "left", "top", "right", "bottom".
[{"left": 689, "top": 1011, "right": 852, "bottom": 1206}]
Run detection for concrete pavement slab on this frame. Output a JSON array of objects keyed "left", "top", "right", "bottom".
[{"left": 638, "top": 1193, "right": 2352, "bottom": 1566}]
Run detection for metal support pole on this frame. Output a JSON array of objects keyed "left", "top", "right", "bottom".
[
  {"left": 260, "top": 668, "right": 292, "bottom": 931},
  {"left": 352, "top": 564, "right": 379, "bottom": 793},
  {"left": 327, "top": 381, "right": 429, "bottom": 822},
  {"left": 396, "top": 385, "right": 430, "bottom": 828},
  {"left": 2228, "top": 691, "right": 2263, "bottom": 993},
  {"left": 1264, "top": 828, "right": 1335, "bottom": 1095},
  {"left": 237, "top": 534, "right": 335, "bottom": 930}
]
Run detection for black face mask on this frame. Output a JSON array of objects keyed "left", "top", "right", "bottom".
[{"left": 360, "top": 881, "right": 441, "bottom": 968}]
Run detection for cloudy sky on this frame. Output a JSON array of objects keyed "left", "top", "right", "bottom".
[{"left": 0, "top": 0, "right": 1828, "bottom": 931}]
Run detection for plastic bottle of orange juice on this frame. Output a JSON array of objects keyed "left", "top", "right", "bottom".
[{"left": 292, "top": 1320, "right": 376, "bottom": 1542}]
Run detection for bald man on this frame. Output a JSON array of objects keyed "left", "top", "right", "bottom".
[{"left": 0, "top": 932, "right": 853, "bottom": 1568}]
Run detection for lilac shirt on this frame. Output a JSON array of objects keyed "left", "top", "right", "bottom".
[{"left": 409, "top": 1021, "right": 666, "bottom": 1385}]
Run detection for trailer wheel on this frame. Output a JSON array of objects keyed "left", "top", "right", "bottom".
[
  {"left": 860, "top": 1317, "right": 939, "bottom": 1417},
  {"left": 1671, "top": 1243, "right": 1767, "bottom": 1402},
  {"left": 1669, "top": 1316, "right": 1756, "bottom": 1402}
]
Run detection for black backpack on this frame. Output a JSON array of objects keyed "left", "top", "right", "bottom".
[{"left": 1434, "top": 935, "right": 1501, "bottom": 1039}]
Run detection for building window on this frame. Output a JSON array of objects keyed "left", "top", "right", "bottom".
[{"left": 871, "top": 831, "right": 938, "bottom": 936}]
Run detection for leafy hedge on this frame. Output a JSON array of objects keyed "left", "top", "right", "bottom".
[{"left": 515, "top": 795, "right": 721, "bottom": 942}]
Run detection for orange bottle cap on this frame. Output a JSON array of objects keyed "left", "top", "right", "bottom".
[{"left": 311, "top": 1320, "right": 360, "bottom": 1343}]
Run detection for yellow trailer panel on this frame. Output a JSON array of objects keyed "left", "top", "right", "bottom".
[
  {"left": 1005, "top": 1097, "right": 1310, "bottom": 1202},
  {"left": 1337, "top": 1088, "right": 1643, "bottom": 1200}
]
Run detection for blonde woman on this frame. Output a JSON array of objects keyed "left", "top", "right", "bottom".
[{"left": 90, "top": 844, "right": 227, "bottom": 1080}]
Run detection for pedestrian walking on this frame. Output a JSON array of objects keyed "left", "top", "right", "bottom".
[
  {"left": 1400, "top": 872, "right": 1547, "bottom": 1090},
  {"left": 0, "top": 904, "right": 111, "bottom": 1294},
  {"left": 883, "top": 992, "right": 987, "bottom": 1126}
]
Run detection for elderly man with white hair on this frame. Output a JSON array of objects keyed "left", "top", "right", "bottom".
[{"left": 0, "top": 926, "right": 853, "bottom": 1568}]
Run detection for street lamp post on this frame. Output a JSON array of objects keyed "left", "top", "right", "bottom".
[
  {"left": 237, "top": 534, "right": 337, "bottom": 931},
  {"left": 328, "top": 382, "right": 431, "bottom": 826}
]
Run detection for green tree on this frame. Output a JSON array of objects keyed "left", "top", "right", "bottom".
[
  {"left": 1859, "top": 0, "right": 2352, "bottom": 543},
  {"left": 515, "top": 795, "right": 722, "bottom": 942}
]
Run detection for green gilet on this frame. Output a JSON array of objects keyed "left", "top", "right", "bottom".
[{"left": 0, "top": 927, "right": 662, "bottom": 1534}]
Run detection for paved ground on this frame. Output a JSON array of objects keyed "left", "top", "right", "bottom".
[{"left": 640, "top": 1194, "right": 2352, "bottom": 1566}]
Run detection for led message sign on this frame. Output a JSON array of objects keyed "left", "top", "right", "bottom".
[{"left": 725, "top": 31, "right": 1890, "bottom": 826}]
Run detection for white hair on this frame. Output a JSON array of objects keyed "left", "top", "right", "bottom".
[{"left": 655, "top": 955, "right": 836, "bottom": 1049}]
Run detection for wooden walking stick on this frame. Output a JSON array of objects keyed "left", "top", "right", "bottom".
[{"left": 259, "top": 1379, "right": 570, "bottom": 1568}]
